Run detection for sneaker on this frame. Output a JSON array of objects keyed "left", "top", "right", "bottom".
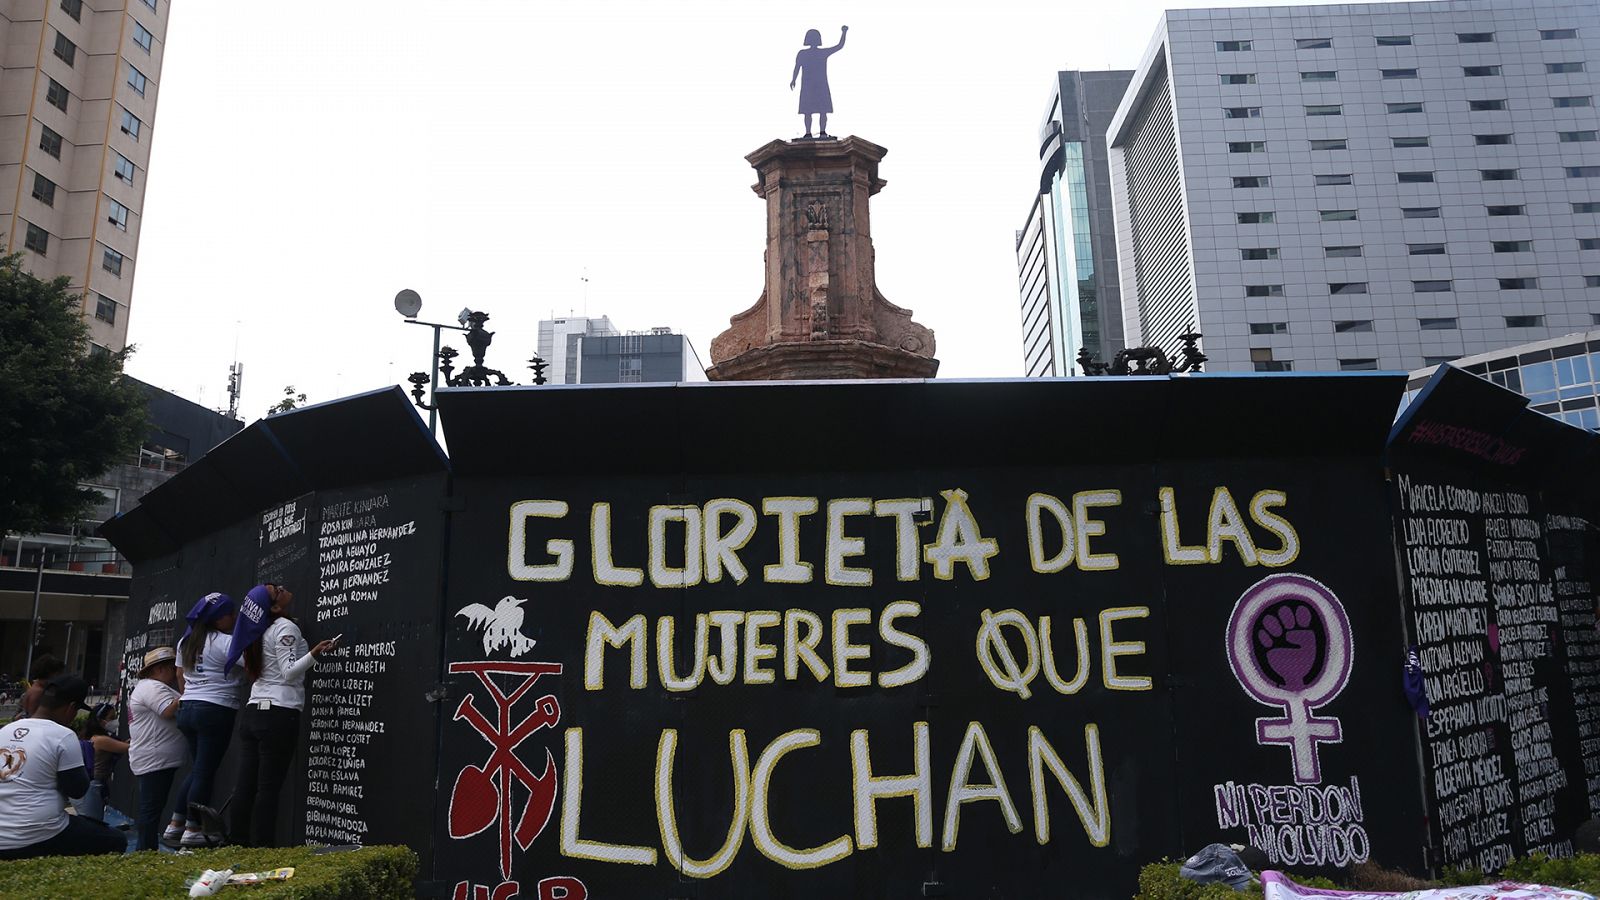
[
  {"left": 159, "top": 831, "right": 184, "bottom": 849},
  {"left": 179, "top": 830, "right": 216, "bottom": 848}
]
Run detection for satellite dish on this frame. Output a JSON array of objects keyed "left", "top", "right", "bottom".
[{"left": 394, "top": 289, "right": 422, "bottom": 318}]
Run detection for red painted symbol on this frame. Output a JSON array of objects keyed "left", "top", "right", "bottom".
[{"left": 448, "top": 661, "right": 563, "bottom": 880}]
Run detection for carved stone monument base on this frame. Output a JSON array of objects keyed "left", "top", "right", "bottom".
[{"left": 708, "top": 136, "right": 937, "bottom": 382}]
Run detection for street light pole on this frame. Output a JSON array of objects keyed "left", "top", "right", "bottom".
[
  {"left": 23, "top": 544, "right": 43, "bottom": 682},
  {"left": 395, "top": 289, "right": 467, "bottom": 438}
]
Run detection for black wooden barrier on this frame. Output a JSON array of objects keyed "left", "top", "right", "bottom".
[{"left": 98, "top": 374, "right": 1597, "bottom": 899}]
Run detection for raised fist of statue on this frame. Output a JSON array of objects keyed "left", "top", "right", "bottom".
[{"left": 841, "top": 25, "right": 849, "bottom": 32}]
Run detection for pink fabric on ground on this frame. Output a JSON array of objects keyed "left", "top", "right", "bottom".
[{"left": 1260, "top": 870, "right": 1598, "bottom": 900}]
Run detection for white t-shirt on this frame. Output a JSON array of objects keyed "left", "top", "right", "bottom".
[
  {"left": 128, "top": 678, "right": 186, "bottom": 775},
  {"left": 177, "top": 631, "right": 246, "bottom": 709},
  {"left": 0, "top": 718, "right": 80, "bottom": 849},
  {"left": 248, "top": 617, "right": 317, "bottom": 711}
]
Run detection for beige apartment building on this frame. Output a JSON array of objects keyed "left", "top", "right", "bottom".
[{"left": 0, "top": 0, "right": 166, "bottom": 352}]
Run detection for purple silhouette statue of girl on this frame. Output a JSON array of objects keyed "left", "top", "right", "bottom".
[{"left": 790, "top": 26, "right": 847, "bottom": 139}]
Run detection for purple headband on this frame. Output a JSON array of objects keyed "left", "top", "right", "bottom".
[{"left": 177, "top": 592, "right": 235, "bottom": 648}]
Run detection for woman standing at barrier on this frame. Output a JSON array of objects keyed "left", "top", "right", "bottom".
[
  {"left": 224, "top": 584, "right": 336, "bottom": 847},
  {"left": 165, "top": 592, "right": 243, "bottom": 848},
  {"left": 128, "top": 647, "right": 186, "bottom": 851}
]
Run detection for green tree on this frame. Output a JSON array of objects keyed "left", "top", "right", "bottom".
[
  {"left": 267, "top": 385, "right": 306, "bottom": 416},
  {"left": 0, "top": 254, "right": 147, "bottom": 537}
]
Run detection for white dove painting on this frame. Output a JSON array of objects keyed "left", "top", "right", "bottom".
[{"left": 455, "top": 596, "right": 537, "bottom": 657}]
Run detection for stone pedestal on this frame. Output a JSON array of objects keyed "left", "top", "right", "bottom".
[{"left": 708, "top": 136, "right": 937, "bottom": 381}]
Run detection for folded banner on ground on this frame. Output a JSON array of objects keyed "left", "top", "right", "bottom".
[{"left": 1262, "top": 872, "right": 1599, "bottom": 900}]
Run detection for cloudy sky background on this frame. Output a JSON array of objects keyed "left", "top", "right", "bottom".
[{"left": 125, "top": 0, "right": 1372, "bottom": 420}]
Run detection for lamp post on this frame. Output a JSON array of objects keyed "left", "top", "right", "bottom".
[{"left": 395, "top": 289, "right": 468, "bottom": 437}]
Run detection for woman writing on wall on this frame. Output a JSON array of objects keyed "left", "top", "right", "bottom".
[
  {"left": 127, "top": 647, "right": 187, "bottom": 851},
  {"left": 224, "top": 584, "right": 336, "bottom": 847},
  {"left": 164, "top": 592, "right": 243, "bottom": 848}
]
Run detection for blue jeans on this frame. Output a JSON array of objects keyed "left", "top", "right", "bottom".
[
  {"left": 174, "top": 701, "right": 237, "bottom": 824},
  {"left": 135, "top": 768, "right": 177, "bottom": 851}
]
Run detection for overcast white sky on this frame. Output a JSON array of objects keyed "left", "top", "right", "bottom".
[{"left": 124, "top": 0, "right": 1372, "bottom": 420}]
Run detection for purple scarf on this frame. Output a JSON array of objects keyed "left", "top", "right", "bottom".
[
  {"left": 178, "top": 592, "right": 234, "bottom": 650},
  {"left": 224, "top": 585, "right": 273, "bottom": 676}
]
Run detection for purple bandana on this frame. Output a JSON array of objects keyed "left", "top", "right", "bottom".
[
  {"left": 224, "top": 585, "right": 274, "bottom": 676},
  {"left": 178, "top": 592, "right": 234, "bottom": 650}
]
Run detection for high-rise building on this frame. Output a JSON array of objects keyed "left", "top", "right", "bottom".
[
  {"left": 578, "top": 327, "right": 708, "bottom": 384},
  {"left": 0, "top": 0, "right": 168, "bottom": 353},
  {"left": 1404, "top": 329, "right": 1600, "bottom": 431},
  {"left": 1017, "top": 70, "right": 1135, "bottom": 376},
  {"left": 1107, "top": 0, "right": 1598, "bottom": 373},
  {"left": 536, "top": 315, "right": 619, "bottom": 384}
]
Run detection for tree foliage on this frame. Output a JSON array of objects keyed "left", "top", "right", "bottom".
[
  {"left": 267, "top": 385, "right": 307, "bottom": 416},
  {"left": 0, "top": 254, "right": 147, "bottom": 537}
]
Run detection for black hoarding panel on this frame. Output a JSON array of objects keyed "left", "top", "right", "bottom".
[
  {"left": 433, "top": 376, "right": 1423, "bottom": 899},
  {"left": 1388, "top": 365, "right": 1600, "bottom": 872},
  {"left": 262, "top": 386, "right": 447, "bottom": 489}
]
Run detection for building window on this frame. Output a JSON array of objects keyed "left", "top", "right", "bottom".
[
  {"left": 94, "top": 294, "right": 116, "bottom": 324},
  {"left": 1237, "top": 211, "right": 1274, "bottom": 224},
  {"left": 1297, "top": 37, "right": 1332, "bottom": 49},
  {"left": 1505, "top": 315, "right": 1543, "bottom": 327},
  {"left": 1414, "top": 280, "right": 1453, "bottom": 292},
  {"left": 1397, "top": 171, "right": 1434, "bottom": 183},
  {"left": 1228, "top": 141, "right": 1266, "bottom": 153},
  {"left": 1580, "top": 238, "right": 1600, "bottom": 250},
  {"left": 1498, "top": 277, "right": 1538, "bottom": 289},
  {"left": 126, "top": 63, "right": 147, "bottom": 97},
  {"left": 45, "top": 78, "right": 68, "bottom": 112},
  {"left": 1392, "top": 136, "right": 1429, "bottom": 148},
  {"left": 1424, "top": 356, "right": 1456, "bottom": 367},
  {"left": 1216, "top": 40, "right": 1252, "bottom": 51},
  {"left": 113, "top": 152, "right": 135, "bottom": 184},
  {"left": 24, "top": 222, "right": 48, "bottom": 255},
  {"left": 1310, "top": 138, "right": 1347, "bottom": 150},
  {"left": 1542, "top": 28, "right": 1578, "bottom": 39},
  {"left": 60, "top": 0, "right": 82, "bottom": 20},
  {"left": 1254, "top": 360, "right": 1293, "bottom": 372},
  {"left": 1387, "top": 102, "right": 1423, "bottom": 114},
  {"left": 1233, "top": 176, "right": 1269, "bottom": 188},
  {"left": 1402, "top": 207, "right": 1440, "bottom": 218},
  {"left": 1419, "top": 317, "right": 1457, "bottom": 330},
  {"left": 1554, "top": 96, "right": 1592, "bottom": 108},
  {"left": 53, "top": 32, "right": 76, "bottom": 66},
  {"left": 1339, "top": 358, "right": 1380, "bottom": 370},
  {"left": 1224, "top": 107, "right": 1262, "bottom": 119},
  {"left": 1241, "top": 247, "right": 1280, "bottom": 260},
  {"left": 1493, "top": 240, "right": 1533, "bottom": 252},
  {"left": 1326, "top": 245, "right": 1362, "bottom": 258},
  {"left": 1330, "top": 282, "right": 1369, "bottom": 295},
  {"left": 1382, "top": 68, "right": 1418, "bottom": 79},
  {"left": 1320, "top": 209, "right": 1358, "bottom": 221},
  {"left": 1305, "top": 104, "right": 1343, "bottom": 116},
  {"left": 1463, "top": 65, "right": 1501, "bottom": 76},
  {"left": 1221, "top": 73, "right": 1256, "bottom": 84},
  {"left": 1547, "top": 62, "right": 1586, "bottom": 74},
  {"left": 1376, "top": 35, "right": 1412, "bottom": 46},
  {"left": 1587, "top": 276, "right": 1600, "bottom": 287},
  {"left": 1578, "top": 202, "right": 1600, "bottom": 213},
  {"left": 1316, "top": 173, "right": 1353, "bottom": 186},
  {"left": 120, "top": 108, "right": 141, "bottom": 139},
  {"left": 31, "top": 173, "right": 55, "bottom": 206},
  {"left": 1409, "top": 243, "right": 1446, "bottom": 255},
  {"left": 1560, "top": 130, "right": 1598, "bottom": 142},
  {"left": 1335, "top": 320, "right": 1374, "bottom": 333},
  {"left": 1249, "top": 322, "right": 1288, "bottom": 335},
  {"left": 1488, "top": 205, "right": 1525, "bottom": 216},
  {"left": 1458, "top": 32, "right": 1494, "bottom": 43},
  {"left": 1245, "top": 284, "right": 1284, "bottom": 297},
  {"left": 106, "top": 197, "right": 129, "bottom": 230},
  {"left": 1481, "top": 169, "right": 1518, "bottom": 181},
  {"left": 88, "top": 343, "right": 110, "bottom": 359},
  {"left": 142, "top": 0, "right": 156, "bottom": 8},
  {"left": 1475, "top": 133, "right": 1512, "bottom": 145},
  {"left": 38, "top": 124, "right": 62, "bottom": 159},
  {"left": 102, "top": 245, "right": 123, "bottom": 275},
  {"left": 1568, "top": 166, "right": 1600, "bottom": 178},
  {"left": 1302, "top": 70, "right": 1337, "bottom": 81},
  {"left": 1469, "top": 99, "right": 1507, "bottom": 111},
  {"left": 133, "top": 21, "right": 153, "bottom": 53}
]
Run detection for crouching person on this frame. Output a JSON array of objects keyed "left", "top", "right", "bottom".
[{"left": 0, "top": 675, "right": 125, "bottom": 859}]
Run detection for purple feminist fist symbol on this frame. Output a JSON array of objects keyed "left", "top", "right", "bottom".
[{"left": 1226, "top": 574, "right": 1354, "bottom": 784}]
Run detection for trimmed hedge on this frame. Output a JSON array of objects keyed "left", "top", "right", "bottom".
[{"left": 0, "top": 844, "right": 416, "bottom": 900}]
